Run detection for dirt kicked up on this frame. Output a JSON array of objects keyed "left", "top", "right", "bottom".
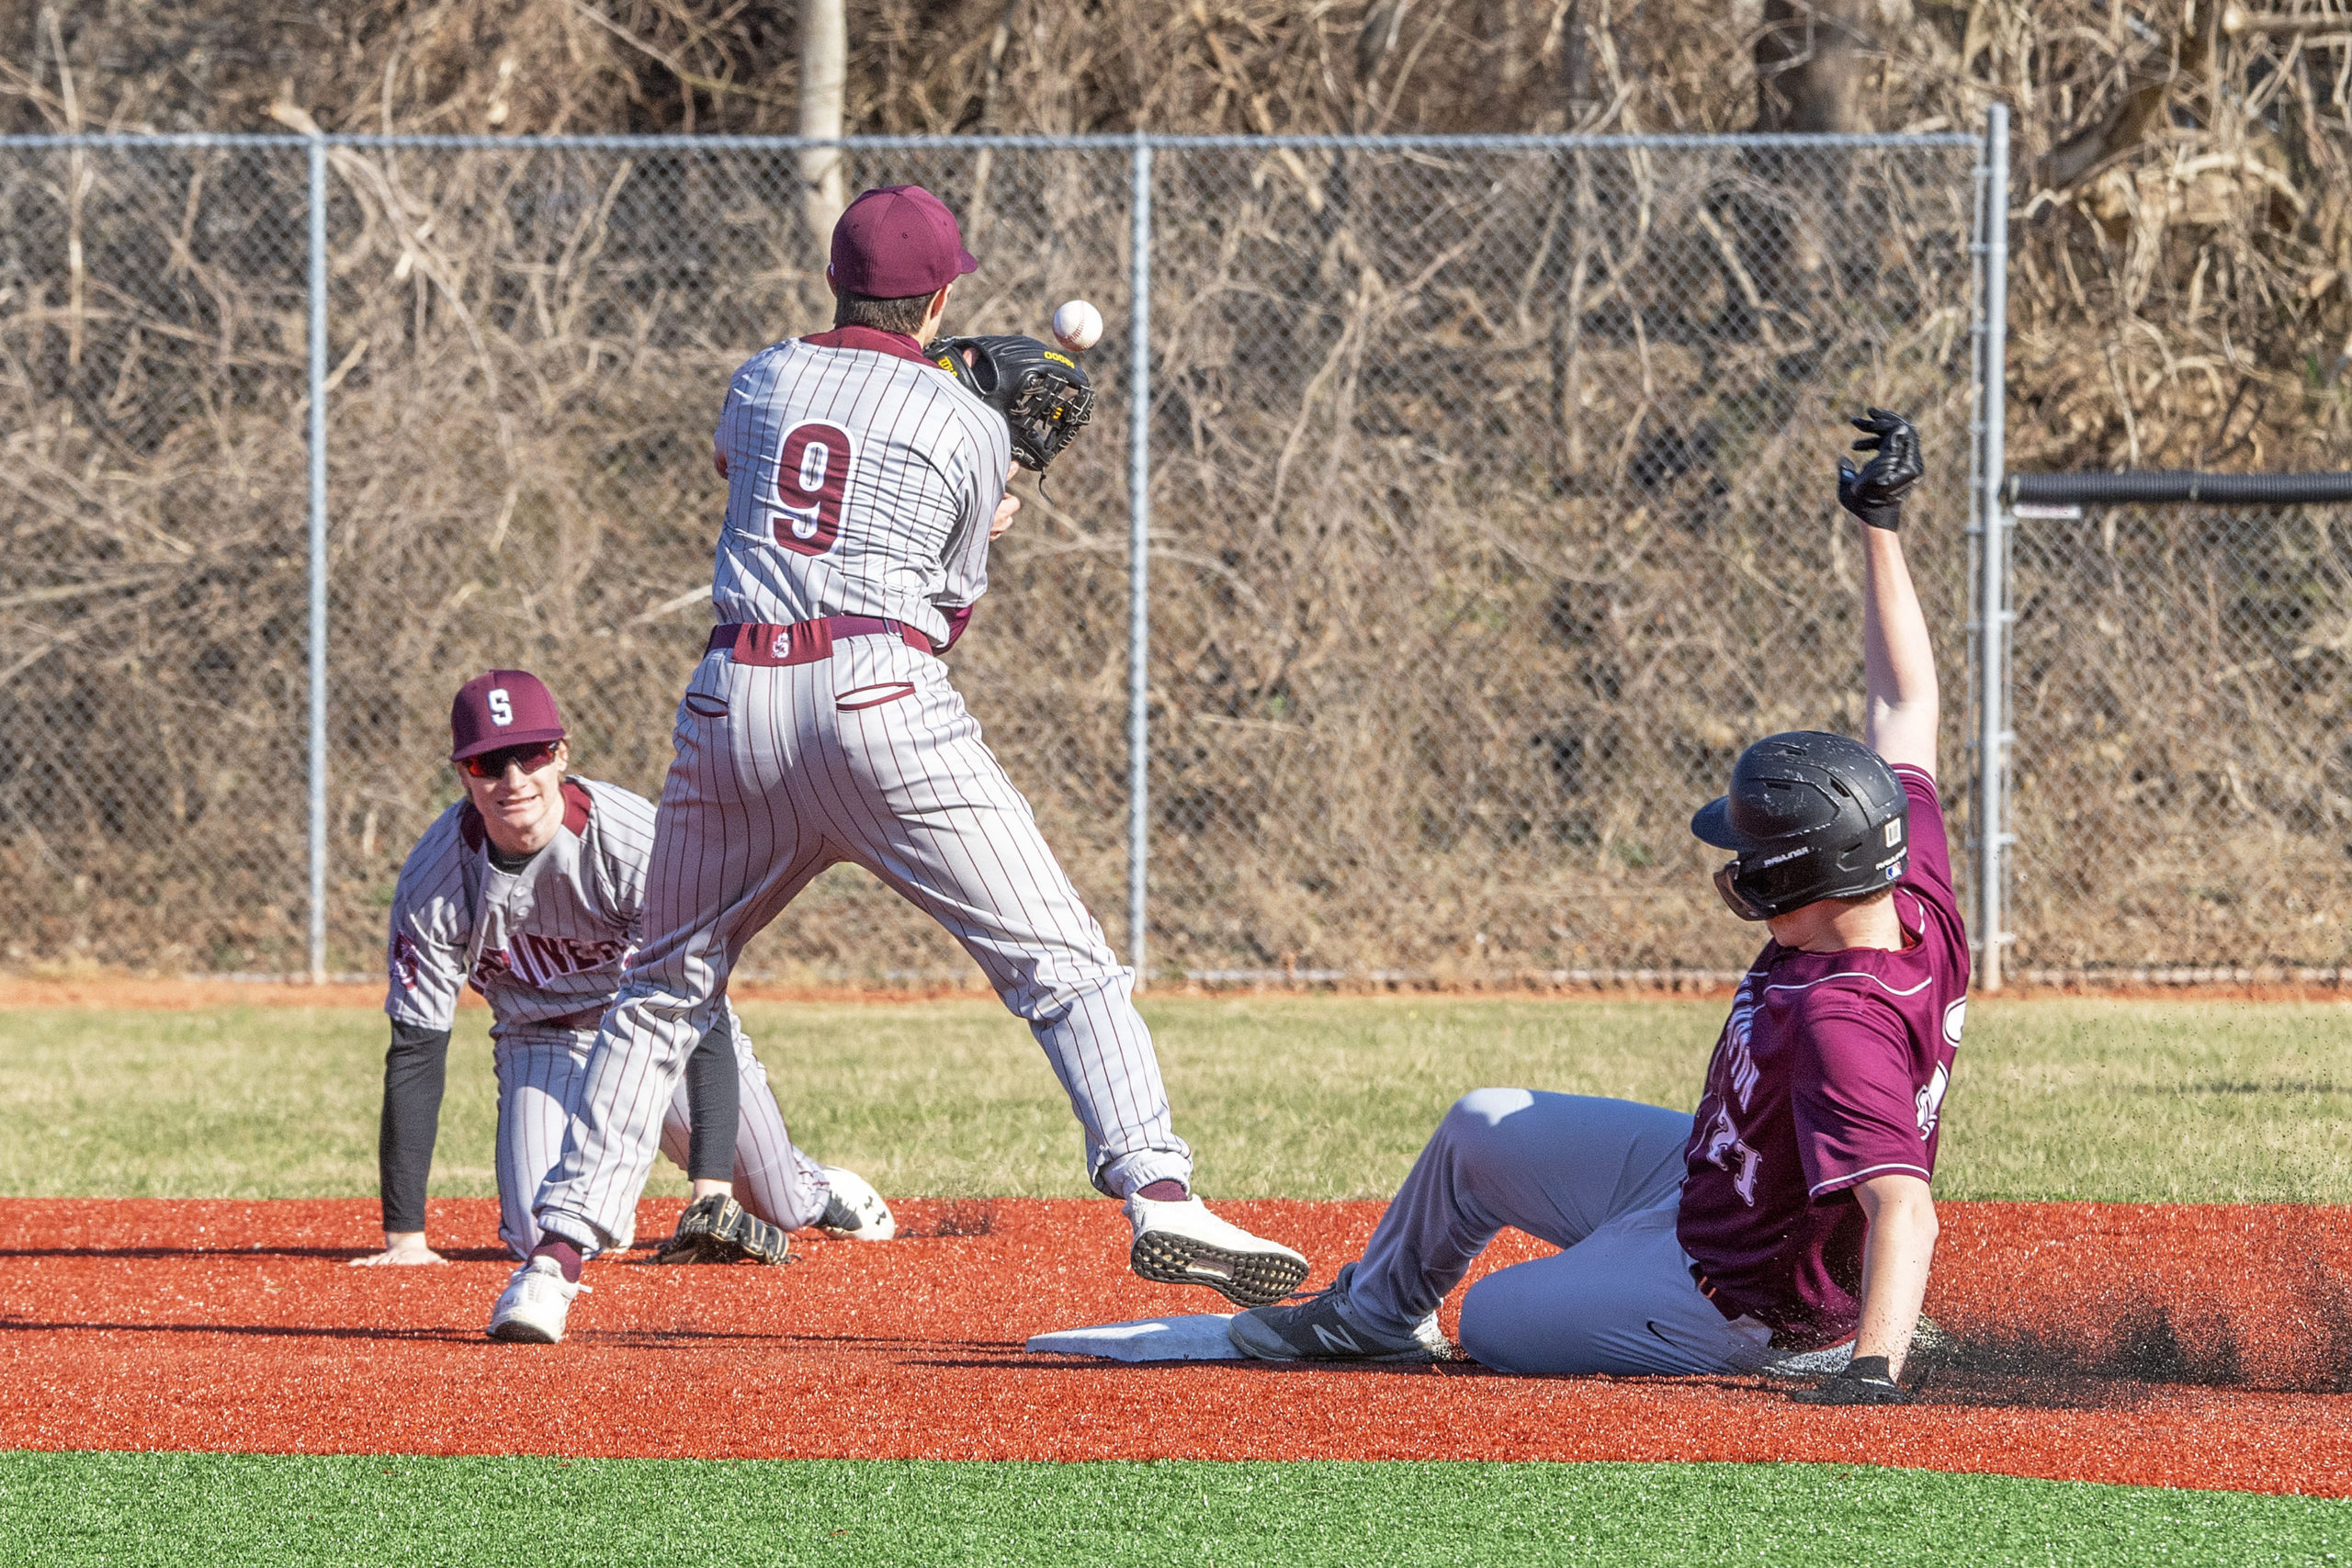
[{"left": 1, "top": 1198, "right": 2347, "bottom": 1496}]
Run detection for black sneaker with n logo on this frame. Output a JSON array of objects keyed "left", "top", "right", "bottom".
[{"left": 1225, "top": 1262, "right": 1453, "bottom": 1363}]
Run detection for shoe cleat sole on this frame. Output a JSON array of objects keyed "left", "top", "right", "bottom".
[{"left": 1130, "top": 1230, "right": 1309, "bottom": 1308}]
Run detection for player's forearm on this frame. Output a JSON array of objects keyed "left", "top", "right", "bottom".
[
  {"left": 379, "top": 1022, "right": 452, "bottom": 1235},
  {"left": 1860, "top": 523, "right": 1939, "bottom": 769},
  {"left": 1850, "top": 1176, "right": 1939, "bottom": 1378}
]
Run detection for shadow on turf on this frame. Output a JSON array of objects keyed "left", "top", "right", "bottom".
[
  {"left": 962, "top": 1352, "right": 2177, "bottom": 1410},
  {"left": 958, "top": 1354, "right": 2279, "bottom": 1410},
  {"left": 918, "top": 1354, "right": 1474, "bottom": 1376},
  {"left": 0, "top": 1319, "right": 487, "bottom": 1343},
  {"left": 0, "top": 1318, "right": 1048, "bottom": 1352},
  {"left": 0, "top": 1245, "right": 517, "bottom": 1261}
]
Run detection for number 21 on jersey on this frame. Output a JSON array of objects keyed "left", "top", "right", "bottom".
[{"left": 775, "top": 421, "right": 855, "bottom": 558}]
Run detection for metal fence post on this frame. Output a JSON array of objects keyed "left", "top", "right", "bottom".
[
  {"left": 1975, "top": 104, "right": 2010, "bottom": 990},
  {"left": 306, "top": 137, "right": 330, "bottom": 984},
  {"left": 1125, "top": 133, "right": 1153, "bottom": 987}
]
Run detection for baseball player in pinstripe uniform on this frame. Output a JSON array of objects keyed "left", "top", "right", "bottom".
[
  {"left": 362, "top": 670, "right": 892, "bottom": 1287},
  {"left": 485, "top": 185, "right": 1306, "bottom": 1344}
]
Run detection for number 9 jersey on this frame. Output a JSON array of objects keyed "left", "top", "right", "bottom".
[{"left": 709, "top": 326, "right": 1013, "bottom": 649}]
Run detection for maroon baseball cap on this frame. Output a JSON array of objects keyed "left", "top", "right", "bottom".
[
  {"left": 450, "top": 670, "right": 567, "bottom": 761},
  {"left": 828, "top": 185, "right": 978, "bottom": 299}
]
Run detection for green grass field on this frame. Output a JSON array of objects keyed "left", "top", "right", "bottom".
[
  {"left": 1, "top": 996, "right": 2347, "bottom": 1202},
  {"left": 6, "top": 1452, "right": 2346, "bottom": 1568},
  {"left": 6, "top": 993, "right": 2350, "bottom": 1564}
]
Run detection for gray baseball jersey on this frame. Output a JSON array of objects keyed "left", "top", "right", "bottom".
[
  {"left": 388, "top": 777, "right": 651, "bottom": 1044},
  {"left": 710, "top": 331, "right": 1008, "bottom": 649},
  {"left": 530, "top": 327, "right": 1191, "bottom": 1257},
  {"left": 386, "top": 776, "right": 827, "bottom": 1253}
]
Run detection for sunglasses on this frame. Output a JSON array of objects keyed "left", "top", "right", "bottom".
[{"left": 458, "top": 741, "right": 560, "bottom": 779}]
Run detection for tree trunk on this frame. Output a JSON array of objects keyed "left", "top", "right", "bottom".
[
  {"left": 800, "top": 0, "right": 848, "bottom": 245},
  {"left": 2037, "top": 7, "right": 2214, "bottom": 191},
  {"left": 1753, "top": 0, "right": 1864, "bottom": 133},
  {"left": 1560, "top": 0, "right": 1598, "bottom": 127},
  {"left": 1355, "top": 0, "right": 1412, "bottom": 130}
]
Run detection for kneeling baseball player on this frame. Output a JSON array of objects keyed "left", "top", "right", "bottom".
[
  {"left": 357, "top": 670, "right": 893, "bottom": 1304},
  {"left": 1229, "top": 411, "right": 1962, "bottom": 1404},
  {"left": 490, "top": 184, "right": 1306, "bottom": 1345}
]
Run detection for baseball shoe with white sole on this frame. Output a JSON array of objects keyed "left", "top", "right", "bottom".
[
  {"left": 486, "top": 1255, "right": 588, "bottom": 1343},
  {"left": 1125, "top": 1192, "right": 1309, "bottom": 1307},
  {"left": 817, "top": 1166, "right": 896, "bottom": 1241},
  {"left": 1227, "top": 1262, "right": 1453, "bottom": 1362}
]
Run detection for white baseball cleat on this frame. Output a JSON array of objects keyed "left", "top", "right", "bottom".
[
  {"left": 816, "top": 1166, "right": 896, "bottom": 1241},
  {"left": 1125, "top": 1193, "right": 1310, "bottom": 1307},
  {"left": 486, "top": 1256, "right": 588, "bottom": 1344}
]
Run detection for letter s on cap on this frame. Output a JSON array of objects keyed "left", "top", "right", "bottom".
[{"left": 489, "top": 688, "right": 514, "bottom": 727}]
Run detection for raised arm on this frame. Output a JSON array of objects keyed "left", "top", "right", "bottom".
[{"left": 1838, "top": 410, "right": 1939, "bottom": 776}]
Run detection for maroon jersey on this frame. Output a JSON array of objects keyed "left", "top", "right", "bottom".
[{"left": 1676, "top": 763, "right": 1969, "bottom": 1347}]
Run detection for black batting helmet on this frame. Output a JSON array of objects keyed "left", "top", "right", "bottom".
[{"left": 1690, "top": 731, "right": 1908, "bottom": 920}]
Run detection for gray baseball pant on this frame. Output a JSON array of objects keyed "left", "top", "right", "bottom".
[
  {"left": 1344, "top": 1089, "right": 1776, "bottom": 1376},
  {"left": 535, "top": 637, "right": 1190, "bottom": 1254},
  {"left": 494, "top": 1016, "right": 828, "bottom": 1258}
]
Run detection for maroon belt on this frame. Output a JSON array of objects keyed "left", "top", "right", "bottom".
[{"left": 707, "top": 616, "right": 933, "bottom": 667}]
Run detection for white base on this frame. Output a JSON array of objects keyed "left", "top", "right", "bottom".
[{"left": 1024, "top": 1313, "right": 1245, "bottom": 1362}]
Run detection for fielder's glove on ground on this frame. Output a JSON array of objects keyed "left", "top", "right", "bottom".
[
  {"left": 933, "top": 334, "right": 1095, "bottom": 473},
  {"left": 1836, "top": 408, "right": 1922, "bottom": 531},
  {"left": 654, "top": 1193, "right": 792, "bottom": 1266},
  {"left": 1789, "top": 1353, "right": 1914, "bottom": 1405}
]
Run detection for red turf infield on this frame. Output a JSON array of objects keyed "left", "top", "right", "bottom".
[{"left": 2, "top": 1198, "right": 2348, "bottom": 1495}]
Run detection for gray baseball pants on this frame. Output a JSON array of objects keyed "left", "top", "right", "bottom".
[
  {"left": 535, "top": 637, "right": 1191, "bottom": 1254},
  {"left": 1344, "top": 1089, "right": 1776, "bottom": 1376},
  {"left": 493, "top": 1013, "right": 828, "bottom": 1258}
]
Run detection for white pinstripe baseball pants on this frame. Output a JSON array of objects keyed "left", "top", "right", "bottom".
[
  {"left": 534, "top": 636, "right": 1191, "bottom": 1253},
  {"left": 495, "top": 1014, "right": 827, "bottom": 1258}
]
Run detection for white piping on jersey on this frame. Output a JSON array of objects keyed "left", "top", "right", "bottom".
[
  {"left": 1897, "top": 888, "right": 1927, "bottom": 941},
  {"left": 1808, "top": 1160, "right": 1931, "bottom": 1197},
  {"left": 1761, "top": 969, "right": 1935, "bottom": 998}
]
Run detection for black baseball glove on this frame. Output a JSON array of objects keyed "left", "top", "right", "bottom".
[
  {"left": 1836, "top": 408, "right": 1923, "bottom": 531},
  {"left": 1788, "top": 1353, "right": 1914, "bottom": 1405},
  {"left": 653, "top": 1193, "right": 792, "bottom": 1266},
  {"left": 932, "top": 334, "right": 1095, "bottom": 473}
]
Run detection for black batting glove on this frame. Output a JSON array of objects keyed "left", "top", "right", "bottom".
[
  {"left": 1788, "top": 1353, "right": 1914, "bottom": 1405},
  {"left": 1836, "top": 408, "right": 1922, "bottom": 532}
]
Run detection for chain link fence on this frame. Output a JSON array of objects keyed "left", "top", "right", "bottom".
[
  {"left": 309, "top": 141, "right": 1138, "bottom": 984},
  {"left": 1147, "top": 137, "right": 1983, "bottom": 979},
  {"left": 0, "top": 130, "right": 1989, "bottom": 984},
  {"left": 0, "top": 145, "right": 312, "bottom": 971},
  {"left": 2006, "top": 483, "right": 2352, "bottom": 976}
]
